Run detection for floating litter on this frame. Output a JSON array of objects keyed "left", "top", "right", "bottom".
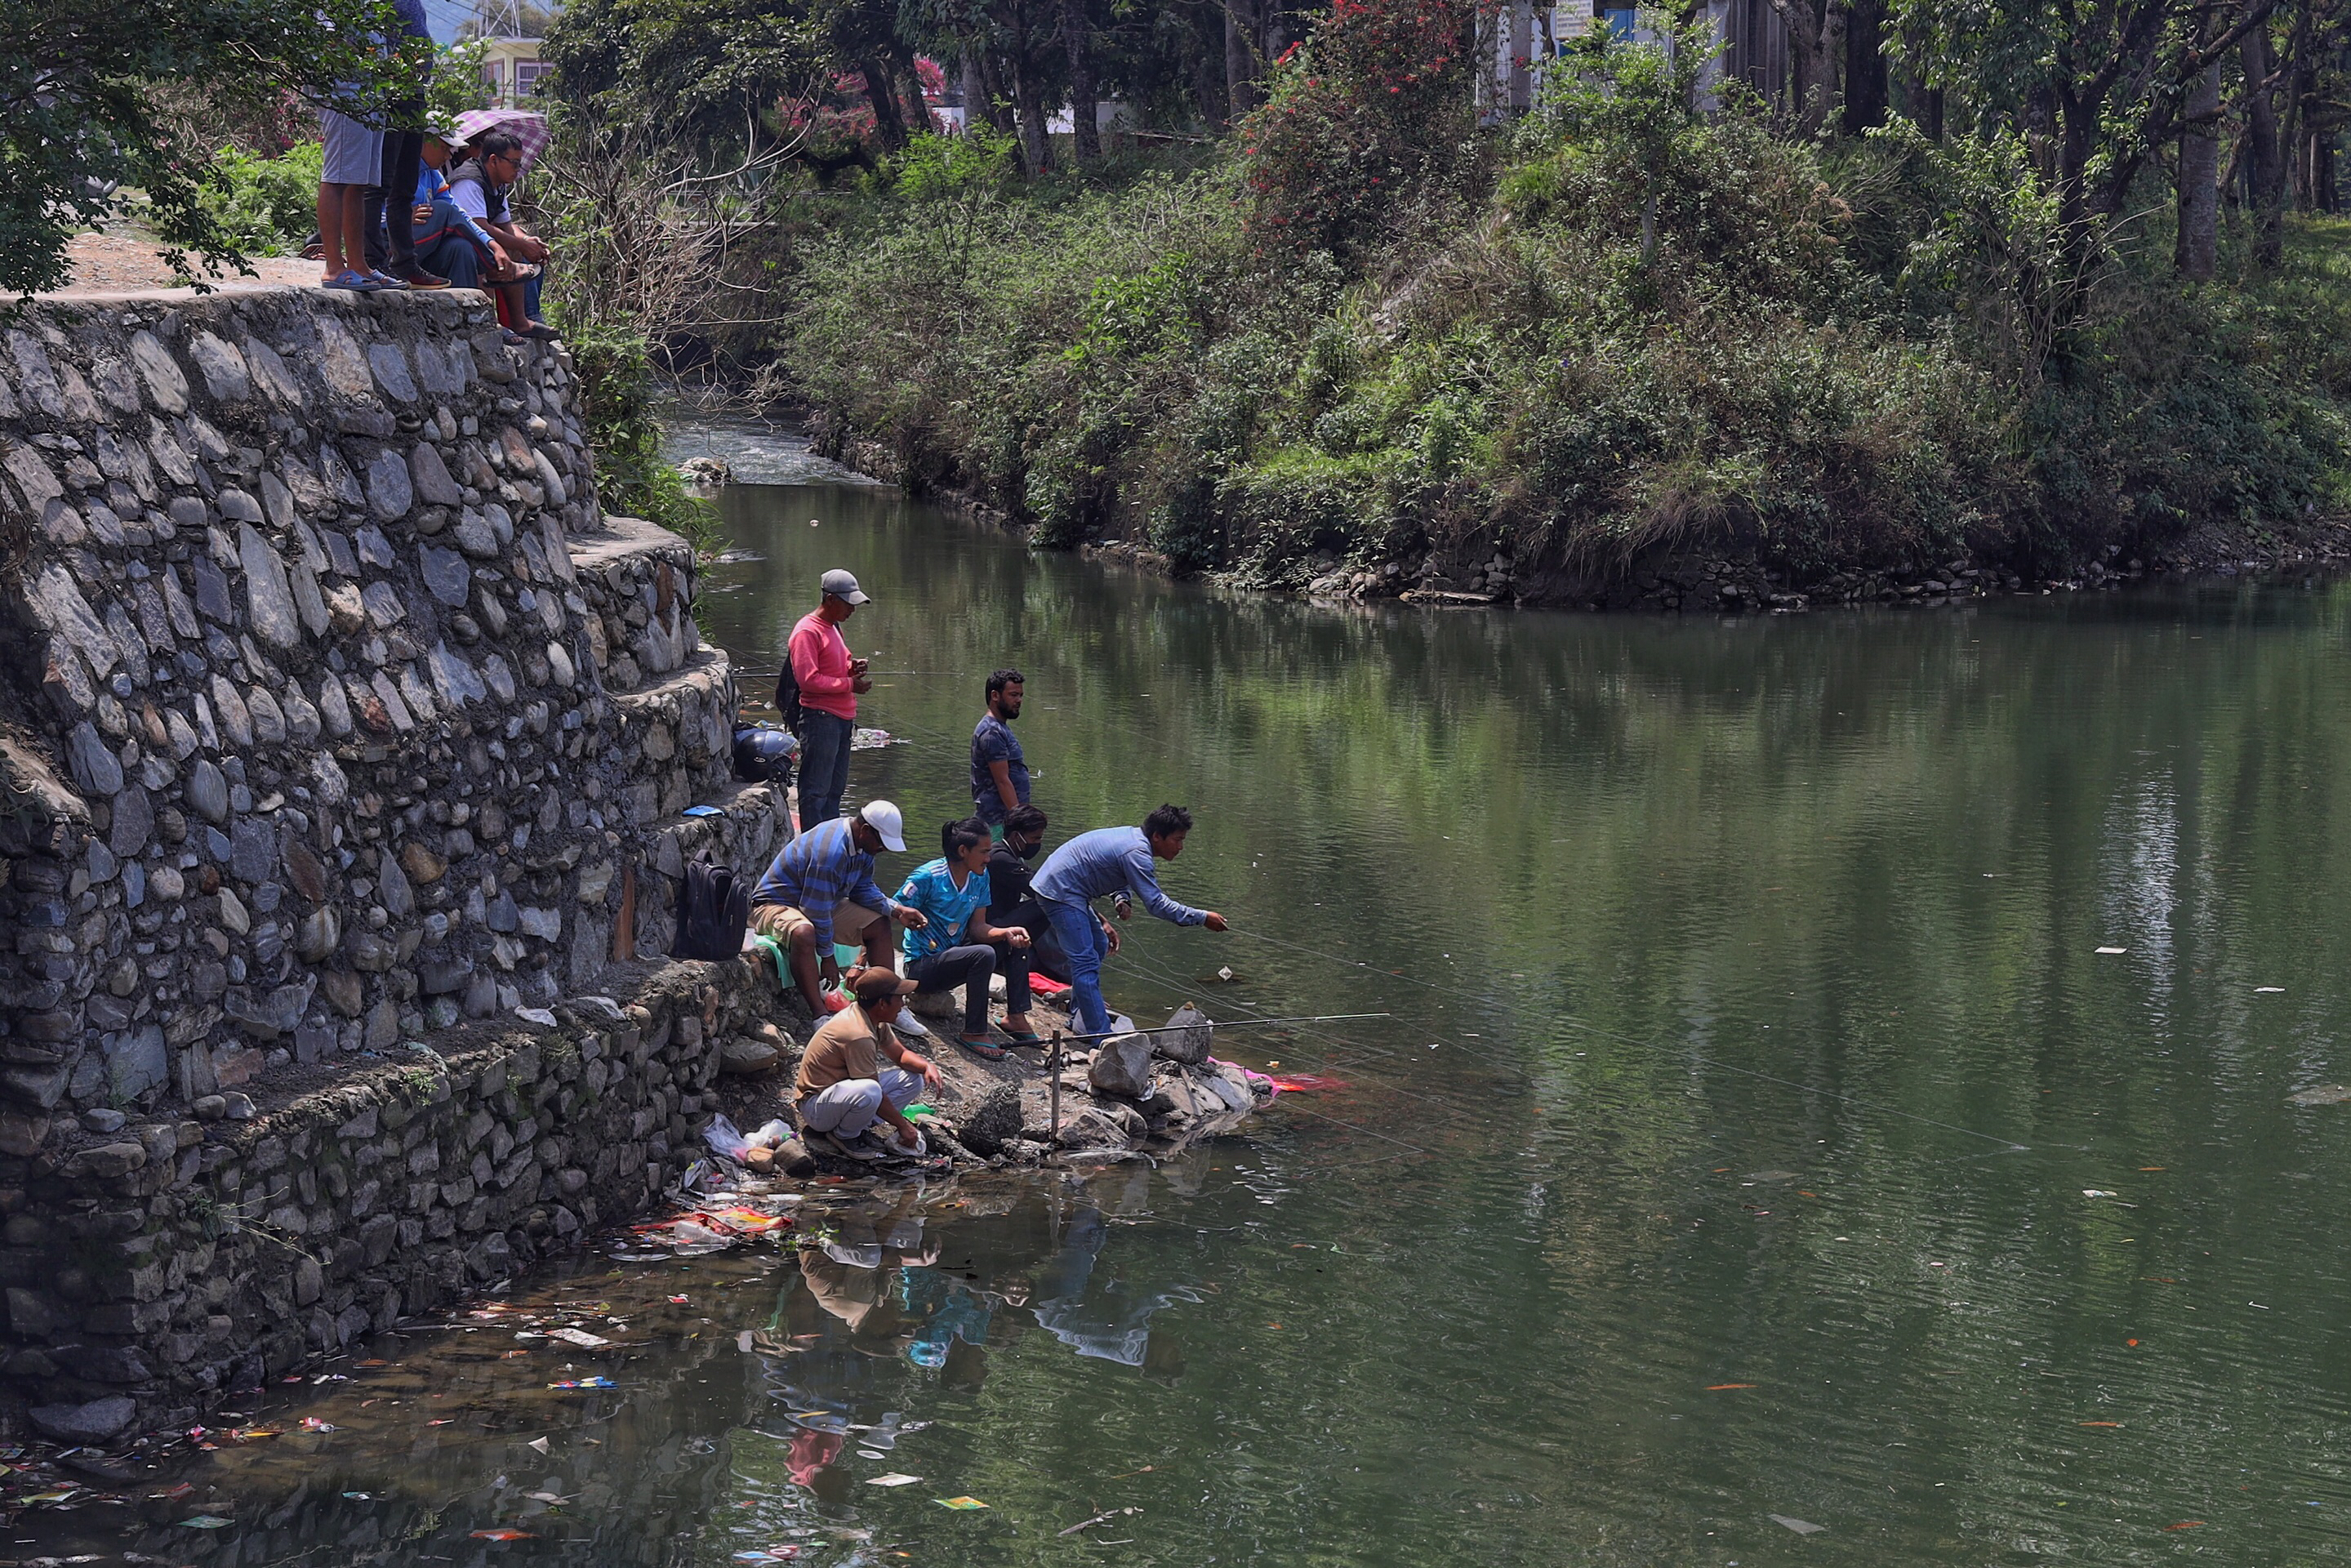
[
  {"left": 866, "top": 1472, "right": 921, "bottom": 1486},
  {"left": 937, "top": 1496, "right": 990, "bottom": 1510},
  {"left": 2095, "top": 947, "right": 2127, "bottom": 955}
]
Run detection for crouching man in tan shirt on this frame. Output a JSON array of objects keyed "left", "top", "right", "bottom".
[{"left": 795, "top": 967, "right": 943, "bottom": 1160}]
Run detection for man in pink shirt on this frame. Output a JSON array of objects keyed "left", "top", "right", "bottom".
[{"left": 791, "top": 568, "right": 874, "bottom": 830}]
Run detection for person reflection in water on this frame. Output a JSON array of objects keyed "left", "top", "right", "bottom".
[{"left": 1024, "top": 1205, "right": 1202, "bottom": 1369}]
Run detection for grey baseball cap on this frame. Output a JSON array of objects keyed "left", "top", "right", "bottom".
[{"left": 820, "top": 568, "right": 869, "bottom": 605}]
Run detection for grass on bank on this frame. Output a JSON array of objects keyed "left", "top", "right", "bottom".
[{"left": 774, "top": 55, "right": 2351, "bottom": 590}]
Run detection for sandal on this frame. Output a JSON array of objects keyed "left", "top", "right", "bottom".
[
  {"left": 956, "top": 1036, "right": 1007, "bottom": 1061},
  {"left": 1001, "top": 1029, "right": 1045, "bottom": 1047}
]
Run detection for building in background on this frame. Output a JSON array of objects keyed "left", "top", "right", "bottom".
[{"left": 478, "top": 36, "right": 550, "bottom": 106}]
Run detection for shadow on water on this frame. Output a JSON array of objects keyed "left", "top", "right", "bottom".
[{"left": 29, "top": 461, "right": 2351, "bottom": 1564}]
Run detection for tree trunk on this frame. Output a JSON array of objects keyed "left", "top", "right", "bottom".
[
  {"left": 860, "top": 56, "right": 910, "bottom": 152},
  {"left": 971, "top": 49, "right": 1017, "bottom": 141},
  {"left": 1062, "top": 0, "right": 1101, "bottom": 164},
  {"left": 2175, "top": 57, "right": 2220, "bottom": 278},
  {"left": 1841, "top": 0, "right": 1889, "bottom": 135},
  {"left": 1766, "top": 0, "right": 1841, "bottom": 132},
  {"left": 2243, "top": 23, "right": 2284, "bottom": 265},
  {"left": 1009, "top": 49, "right": 1053, "bottom": 175},
  {"left": 1225, "top": 0, "right": 1262, "bottom": 120}
]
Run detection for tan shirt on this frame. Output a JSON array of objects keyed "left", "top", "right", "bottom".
[{"left": 795, "top": 1004, "right": 900, "bottom": 1099}]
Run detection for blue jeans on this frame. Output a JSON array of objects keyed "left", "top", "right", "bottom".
[
  {"left": 798, "top": 710, "right": 853, "bottom": 831},
  {"left": 1044, "top": 900, "right": 1112, "bottom": 1037}
]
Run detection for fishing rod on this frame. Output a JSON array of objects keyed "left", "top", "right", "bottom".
[{"left": 1056, "top": 1013, "right": 1393, "bottom": 1040}]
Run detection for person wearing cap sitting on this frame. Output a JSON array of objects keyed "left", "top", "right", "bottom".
[
  {"left": 1031, "top": 804, "right": 1228, "bottom": 1039},
  {"left": 790, "top": 568, "right": 873, "bottom": 832},
  {"left": 795, "top": 967, "right": 942, "bottom": 1161},
  {"left": 895, "top": 817, "right": 1039, "bottom": 1059},
  {"left": 752, "top": 801, "right": 928, "bottom": 1016}
]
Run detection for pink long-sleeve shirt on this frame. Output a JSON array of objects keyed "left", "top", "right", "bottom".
[{"left": 789, "top": 610, "right": 857, "bottom": 722}]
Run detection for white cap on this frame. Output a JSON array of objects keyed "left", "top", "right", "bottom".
[{"left": 857, "top": 800, "right": 906, "bottom": 852}]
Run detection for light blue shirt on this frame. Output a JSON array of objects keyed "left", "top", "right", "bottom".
[
  {"left": 1031, "top": 826, "right": 1205, "bottom": 925},
  {"left": 894, "top": 858, "right": 991, "bottom": 964}
]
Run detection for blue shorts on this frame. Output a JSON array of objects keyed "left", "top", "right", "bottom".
[{"left": 321, "top": 110, "right": 385, "bottom": 185}]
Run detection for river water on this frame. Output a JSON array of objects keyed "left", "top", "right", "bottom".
[{"left": 32, "top": 454, "right": 2351, "bottom": 1566}]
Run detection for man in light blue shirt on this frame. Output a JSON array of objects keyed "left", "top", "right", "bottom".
[{"left": 1031, "top": 804, "right": 1228, "bottom": 1037}]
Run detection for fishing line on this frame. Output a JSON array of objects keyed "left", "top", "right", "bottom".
[{"left": 1213, "top": 925, "right": 2029, "bottom": 1153}]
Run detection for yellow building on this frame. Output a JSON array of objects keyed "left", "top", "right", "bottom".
[{"left": 477, "top": 38, "right": 549, "bottom": 109}]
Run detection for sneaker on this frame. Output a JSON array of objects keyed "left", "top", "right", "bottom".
[
  {"left": 810, "top": 1128, "right": 887, "bottom": 1163},
  {"left": 390, "top": 263, "right": 451, "bottom": 290},
  {"left": 893, "top": 1010, "right": 931, "bottom": 1040}
]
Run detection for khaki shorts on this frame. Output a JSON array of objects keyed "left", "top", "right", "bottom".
[{"left": 752, "top": 899, "right": 884, "bottom": 948}]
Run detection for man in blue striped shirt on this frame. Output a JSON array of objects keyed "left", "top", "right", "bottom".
[
  {"left": 753, "top": 801, "right": 928, "bottom": 1013},
  {"left": 1031, "top": 804, "right": 1228, "bottom": 1038}
]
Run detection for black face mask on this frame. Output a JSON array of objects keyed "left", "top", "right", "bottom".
[{"left": 1007, "top": 835, "right": 1040, "bottom": 861}]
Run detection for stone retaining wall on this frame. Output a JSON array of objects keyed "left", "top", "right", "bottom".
[
  {"left": 7, "top": 960, "right": 761, "bottom": 1442},
  {"left": 0, "top": 287, "right": 793, "bottom": 1439}
]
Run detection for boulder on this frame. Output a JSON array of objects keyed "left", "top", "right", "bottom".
[
  {"left": 954, "top": 1081, "right": 1023, "bottom": 1156},
  {"left": 29, "top": 1396, "right": 137, "bottom": 1443},
  {"left": 1152, "top": 1002, "right": 1214, "bottom": 1064},
  {"left": 719, "top": 1036, "right": 781, "bottom": 1076},
  {"left": 1087, "top": 1032, "right": 1155, "bottom": 1100}
]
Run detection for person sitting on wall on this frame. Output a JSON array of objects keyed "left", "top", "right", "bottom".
[
  {"left": 894, "top": 816, "right": 1039, "bottom": 1059},
  {"left": 751, "top": 800, "right": 928, "bottom": 1016},
  {"left": 795, "top": 965, "right": 942, "bottom": 1161},
  {"left": 444, "top": 129, "right": 559, "bottom": 344},
  {"left": 403, "top": 126, "right": 502, "bottom": 293}
]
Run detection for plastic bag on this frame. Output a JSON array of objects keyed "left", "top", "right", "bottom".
[{"left": 704, "top": 1114, "right": 751, "bottom": 1161}]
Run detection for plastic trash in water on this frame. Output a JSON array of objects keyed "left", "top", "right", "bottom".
[
  {"left": 936, "top": 1496, "right": 990, "bottom": 1509},
  {"left": 549, "top": 1377, "right": 618, "bottom": 1389}
]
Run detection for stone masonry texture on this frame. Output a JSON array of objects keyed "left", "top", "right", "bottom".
[{"left": 0, "top": 288, "right": 788, "bottom": 1439}]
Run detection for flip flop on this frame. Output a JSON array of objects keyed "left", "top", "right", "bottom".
[
  {"left": 955, "top": 1037, "right": 1007, "bottom": 1061},
  {"left": 1001, "top": 1030, "right": 1045, "bottom": 1047}
]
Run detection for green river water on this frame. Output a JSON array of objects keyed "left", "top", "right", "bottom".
[{"left": 29, "top": 457, "right": 2351, "bottom": 1566}]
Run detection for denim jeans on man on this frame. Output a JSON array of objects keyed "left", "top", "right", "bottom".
[
  {"left": 798, "top": 710, "right": 853, "bottom": 831},
  {"left": 1044, "top": 900, "right": 1113, "bottom": 1036}
]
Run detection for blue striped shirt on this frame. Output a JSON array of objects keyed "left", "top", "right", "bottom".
[
  {"left": 1031, "top": 826, "right": 1205, "bottom": 925},
  {"left": 753, "top": 819, "right": 895, "bottom": 951}
]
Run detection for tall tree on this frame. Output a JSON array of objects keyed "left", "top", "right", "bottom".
[
  {"left": 2175, "top": 51, "right": 2222, "bottom": 277},
  {"left": 1063, "top": 0, "right": 1102, "bottom": 162}
]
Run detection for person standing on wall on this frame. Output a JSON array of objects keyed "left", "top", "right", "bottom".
[
  {"left": 790, "top": 569, "right": 872, "bottom": 832},
  {"left": 1031, "top": 804, "right": 1228, "bottom": 1040},
  {"left": 363, "top": 0, "right": 444, "bottom": 288},
  {"left": 970, "top": 667, "right": 1030, "bottom": 836}
]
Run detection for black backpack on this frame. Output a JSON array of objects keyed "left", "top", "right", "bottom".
[
  {"left": 773, "top": 660, "right": 806, "bottom": 738},
  {"left": 670, "top": 856, "right": 750, "bottom": 961}
]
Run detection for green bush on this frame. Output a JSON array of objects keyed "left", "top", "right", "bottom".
[
  {"left": 205, "top": 140, "right": 325, "bottom": 256},
  {"left": 563, "top": 323, "right": 719, "bottom": 555},
  {"left": 772, "top": 24, "right": 2349, "bottom": 590}
]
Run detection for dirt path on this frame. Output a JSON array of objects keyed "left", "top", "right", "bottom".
[{"left": 41, "top": 232, "right": 322, "bottom": 299}]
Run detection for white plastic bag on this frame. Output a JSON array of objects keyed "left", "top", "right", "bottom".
[{"left": 703, "top": 1113, "right": 751, "bottom": 1160}]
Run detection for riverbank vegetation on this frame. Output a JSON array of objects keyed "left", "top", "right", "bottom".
[{"left": 523, "top": 0, "right": 2350, "bottom": 593}]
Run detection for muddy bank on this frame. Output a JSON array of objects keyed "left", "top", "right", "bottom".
[{"left": 811, "top": 428, "right": 2351, "bottom": 614}]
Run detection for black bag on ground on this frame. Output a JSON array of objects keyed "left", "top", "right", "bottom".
[{"left": 671, "top": 857, "right": 750, "bottom": 961}]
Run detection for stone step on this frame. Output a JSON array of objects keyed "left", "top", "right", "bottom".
[
  {"left": 566, "top": 514, "right": 701, "bottom": 695},
  {"left": 608, "top": 645, "right": 736, "bottom": 828},
  {"left": 633, "top": 780, "right": 795, "bottom": 960}
]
